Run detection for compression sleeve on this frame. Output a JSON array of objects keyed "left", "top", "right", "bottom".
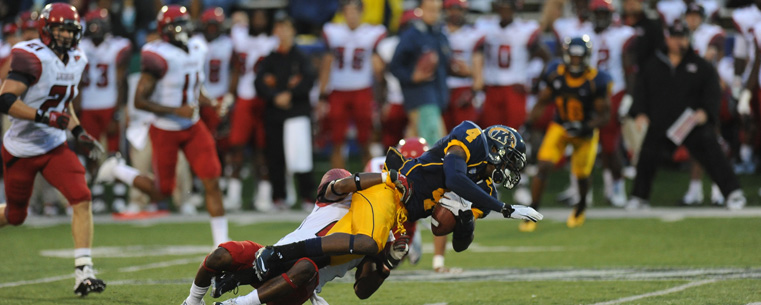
[{"left": 443, "top": 153, "right": 504, "bottom": 212}]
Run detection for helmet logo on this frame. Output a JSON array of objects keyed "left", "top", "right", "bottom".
[{"left": 488, "top": 127, "right": 516, "bottom": 148}]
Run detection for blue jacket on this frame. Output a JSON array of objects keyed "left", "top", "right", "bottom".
[{"left": 389, "top": 20, "right": 451, "bottom": 111}]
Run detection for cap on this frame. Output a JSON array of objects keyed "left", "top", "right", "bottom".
[
  {"left": 667, "top": 21, "right": 689, "bottom": 37},
  {"left": 685, "top": 3, "right": 704, "bottom": 17}
]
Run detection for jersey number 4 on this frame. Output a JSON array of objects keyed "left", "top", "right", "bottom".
[{"left": 41, "top": 85, "right": 76, "bottom": 112}]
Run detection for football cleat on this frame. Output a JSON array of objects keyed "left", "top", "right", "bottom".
[
  {"left": 74, "top": 265, "right": 106, "bottom": 296},
  {"left": 609, "top": 180, "right": 627, "bottom": 208},
  {"left": 726, "top": 190, "right": 746, "bottom": 211},
  {"left": 182, "top": 299, "right": 205, "bottom": 305},
  {"left": 94, "top": 154, "right": 124, "bottom": 184},
  {"left": 567, "top": 210, "right": 585, "bottom": 228},
  {"left": 213, "top": 298, "right": 241, "bottom": 305},
  {"left": 681, "top": 188, "right": 704, "bottom": 205},
  {"left": 211, "top": 272, "right": 240, "bottom": 298},
  {"left": 518, "top": 220, "right": 536, "bottom": 232}
]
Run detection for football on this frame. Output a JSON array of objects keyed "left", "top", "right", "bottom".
[{"left": 431, "top": 203, "right": 456, "bottom": 236}]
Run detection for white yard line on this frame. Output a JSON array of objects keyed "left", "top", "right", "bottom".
[
  {"left": 0, "top": 274, "right": 74, "bottom": 288},
  {"left": 118, "top": 256, "right": 205, "bottom": 273},
  {"left": 590, "top": 279, "right": 718, "bottom": 305}
]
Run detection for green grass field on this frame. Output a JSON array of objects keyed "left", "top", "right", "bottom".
[{"left": 1, "top": 214, "right": 760, "bottom": 305}]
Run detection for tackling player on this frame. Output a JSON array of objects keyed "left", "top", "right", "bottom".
[
  {"left": 253, "top": 121, "right": 542, "bottom": 283},
  {"left": 95, "top": 5, "right": 229, "bottom": 246},
  {"left": 318, "top": 0, "right": 386, "bottom": 169},
  {"left": 0, "top": 3, "right": 106, "bottom": 296},
  {"left": 524, "top": 36, "right": 612, "bottom": 232}
]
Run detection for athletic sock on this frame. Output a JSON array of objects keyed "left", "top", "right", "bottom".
[
  {"left": 235, "top": 289, "right": 261, "bottom": 305},
  {"left": 186, "top": 283, "right": 209, "bottom": 305},
  {"left": 273, "top": 238, "right": 324, "bottom": 261},
  {"left": 210, "top": 216, "right": 229, "bottom": 246},
  {"left": 74, "top": 248, "right": 92, "bottom": 267},
  {"left": 688, "top": 180, "right": 702, "bottom": 195},
  {"left": 432, "top": 255, "right": 445, "bottom": 270},
  {"left": 114, "top": 164, "right": 140, "bottom": 185},
  {"left": 602, "top": 169, "right": 613, "bottom": 198}
]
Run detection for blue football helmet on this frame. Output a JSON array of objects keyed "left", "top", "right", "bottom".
[
  {"left": 484, "top": 125, "right": 527, "bottom": 189},
  {"left": 562, "top": 35, "right": 593, "bottom": 77}
]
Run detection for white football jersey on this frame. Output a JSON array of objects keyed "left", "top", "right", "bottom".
[
  {"left": 480, "top": 18, "right": 541, "bottom": 86},
  {"left": 691, "top": 23, "right": 724, "bottom": 59},
  {"left": 140, "top": 39, "right": 207, "bottom": 131},
  {"left": 376, "top": 36, "right": 403, "bottom": 105},
  {"left": 233, "top": 32, "right": 278, "bottom": 100},
  {"left": 697, "top": 0, "right": 720, "bottom": 19},
  {"left": 79, "top": 36, "right": 131, "bottom": 110},
  {"left": 4, "top": 39, "right": 87, "bottom": 157},
  {"left": 732, "top": 5, "right": 761, "bottom": 61},
  {"left": 717, "top": 57, "right": 735, "bottom": 87},
  {"left": 191, "top": 34, "right": 234, "bottom": 99},
  {"left": 552, "top": 17, "right": 594, "bottom": 43},
  {"left": 445, "top": 24, "right": 485, "bottom": 88},
  {"left": 0, "top": 42, "right": 11, "bottom": 65},
  {"left": 364, "top": 156, "right": 386, "bottom": 173},
  {"left": 322, "top": 23, "right": 387, "bottom": 91},
  {"left": 656, "top": 0, "right": 686, "bottom": 26},
  {"left": 753, "top": 22, "right": 761, "bottom": 87},
  {"left": 590, "top": 25, "right": 636, "bottom": 94}
]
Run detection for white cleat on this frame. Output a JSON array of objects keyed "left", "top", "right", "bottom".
[
  {"left": 94, "top": 155, "right": 124, "bottom": 184},
  {"left": 254, "top": 180, "right": 274, "bottom": 212},
  {"left": 225, "top": 178, "right": 242, "bottom": 211},
  {"left": 213, "top": 297, "right": 241, "bottom": 305},
  {"left": 726, "top": 190, "right": 746, "bottom": 211},
  {"left": 710, "top": 184, "right": 724, "bottom": 206},
  {"left": 609, "top": 180, "right": 627, "bottom": 208},
  {"left": 73, "top": 265, "right": 106, "bottom": 296},
  {"left": 681, "top": 189, "right": 704, "bottom": 205},
  {"left": 625, "top": 197, "right": 650, "bottom": 211}
]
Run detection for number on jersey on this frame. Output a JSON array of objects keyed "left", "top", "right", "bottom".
[
  {"left": 41, "top": 85, "right": 76, "bottom": 112},
  {"left": 333, "top": 47, "right": 366, "bottom": 70},
  {"left": 555, "top": 96, "right": 584, "bottom": 122}
]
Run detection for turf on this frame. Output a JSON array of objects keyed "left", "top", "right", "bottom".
[{"left": 1, "top": 216, "right": 760, "bottom": 305}]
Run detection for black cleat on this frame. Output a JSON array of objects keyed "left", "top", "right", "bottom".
[
  {"left": 211, "top": 272, "right": 240, "bottom": 298},
  {"left": 253, "top": 247, "right": 281, "bottom": 281}
]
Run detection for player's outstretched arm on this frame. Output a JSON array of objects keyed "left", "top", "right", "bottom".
[{"left": 322, "top": 170, "right": 410, "bottom": 203}]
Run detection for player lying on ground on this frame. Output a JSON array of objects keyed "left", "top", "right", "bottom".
[
  {"left": 253, "top": 121, "right": 543, "bottom": 283},
  {"left": 182, "top": 168, "right": 411, "bottom": 305}
]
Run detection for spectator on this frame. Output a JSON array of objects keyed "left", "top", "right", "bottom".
[
  {"left": 389, "top": 0, "right": 459, "bottom": 145},
  {"left": 627, "top": 22, "right": 747, "bottom": 211},
  {"left": 254, "top": 13, "right": 316, "bottom": 210}
]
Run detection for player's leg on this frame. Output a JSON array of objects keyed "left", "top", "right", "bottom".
[
  {"left": 478, "top": 86, "right": 502, "bottom": 128},
  {"left": 504, "top": 85, "right": 527, "bottom": 128},
  {"left": 226, "top": 97, "right": 256, "bottom": 210},
  {"left": 432, "top": 235, "right": 450, "bottom": 273},
  {"left": 104, "top": 107, "right": 121, "bottom": 154},
  {"left": 599, "top": 92, "right": 626, "bottom": 206},
  {"left": 682, "top": 160, "right": 705, "bottom": 205},
  {"left": 381, "top": 103, "right": 408, "bottom": 148},
  {"left": 568, "top": 131, "right": 599, "bottom": 228},
  {"left": 629, "top": 130, "right": 671, "bottom": 209},
  {"left": 216, "top": 258, "right": 320, "bottom": 305},
  {"left": 525, "top": 123, "right": 567, "bottom": 232},
  {"left": 252, "top": 97, "right": 272, "bottom": 212},
  {"left": 41, "top": 145, "right": 106, "bottom": 296},
  {"left": 184, "top": 241, "right": 265, "bottom": 305},
  {"left": 328, "top": 91, "right": 349, "bottom": 169},
  {"left": 354, "top": 88, "right": 375, "bottom": 166},
  {"left": 184, "top": 122, "right": 228, "bottom": 246},
  {"left": 684, "top": 126, "right": 745, "bottom": 209},
  {"left": 78, "top": 109, "right": 106, "bottom": 178},
  {"left": 0, "top": 146, "right": 40, "bottom": 227}
]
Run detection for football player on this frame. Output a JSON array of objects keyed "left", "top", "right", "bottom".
[
  {"left": 731, "top": 0, "right": 761, "bottom": 173},
  {"left": 18, "top": 11, "right": 39, "bottom": 40},
  {"left": 479, "top": 0, "right": 550, "bottom": 132},
  {"left": 253, "top": 121, "right": 542, "bottom": 283},
  {"left": 0, "top": 23, "right": 21, "bottom": 78},
  {"left": 588, "top": 0, "right": 636, "bottom": 207},
  {"left": 227, "top": 9, "right": 278, "bottom": 212},
  {"left": 0, "top": 3, "right": 106, "bottom": 295},
  {"left": 524, "top": 36, "right": 612, "bottom": 232},
  {"left": 552, "top": 0, "right": 594, "bottom": 53},
  {"left": 442, "top": 0, "right": 485, "bottom": 132},
  {"left": 95, "top": 5, "right": 229, "bottom": 246},
  {"left": 318, "top": 0, "right": 387, "bottom": 169},
  {"left": 191, "top": 7, "right": 236, "bottom": 208},
  {"left": 78, "top": 9, "right": 131, "bottom": 158},
  {"left": 183, "top": 169, "right": 409, "bottom": 305}
]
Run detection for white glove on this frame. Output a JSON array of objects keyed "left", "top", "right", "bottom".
[
  {"left": 501, "top": 204, "right": 543, "bottom": 222},
  {"left": 619, "top": 94, "right": 633, "bottom": 118},
  {"left": 438, "top": 192, "right": 472, "bottom": 216},
  {"left": 738, "top": 89, "right": 752, "bottom": 115},
  {"left": 219, "top": 93, "right": 235, "bottom": 117}
]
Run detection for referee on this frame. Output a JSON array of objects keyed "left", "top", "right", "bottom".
[{"left": 627, "top": 21, "right": 746, "bottom": 210}]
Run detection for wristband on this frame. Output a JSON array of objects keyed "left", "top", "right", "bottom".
[
  {"left": 328, "top": 180, "right": 347, "bottom": 197},
  {"left": 34, "top": 109, "right": 45, "bottom": 123},
  {"left": 354, "top": 173, "right": 363, "bottom": 191},
  {"left": 72, "top": 125, "right": 84, "bottom": 138}
]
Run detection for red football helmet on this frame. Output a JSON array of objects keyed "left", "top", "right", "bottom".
[
  {"left": 19, "top": 11, "right": 39, "bottom": 31},
  {"left": 157, "top": 5, "right": 191, "bottom": 47},
  {"left": 317, "top": 168, "right": 352, "bottom": 193},
  {"left": 589, "top": 0, "right": 614, "bottom": 12},
  {"left": 201, "top": 7, "right": 225, "bottom": 41},
  {"left": 84, "top": 9, "right": 110, "bottom": 44},
  {"left": 2, "top": 23, "right": 18, "bottom": 37},
  {"left": 590, "top": 0, "right": 614, "bottom": 31},
  {"left": 38, "top": 3, "right": 82, "bottom": 54},
  {"left": 397, "top": 137, "right": 429, "bottom": 159},
  {"left": 444, "top": 0, "right": 468, "bottom": 9}
]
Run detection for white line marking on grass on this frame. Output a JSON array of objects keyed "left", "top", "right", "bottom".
[
  {"left": 40, "top": 245, "right": 212, "bottom": 258},
  {"left": 119, "top": 256, "right": 206, "bottom": 273},
  {"left": 590, "top": 279, "right": 717, "bottom": 305},
  {"left": 421, "top": 243, "right": 569, "bottom": 253},
  {"left": 0, "top": 274, "right": 73, "bottom": 288},
  {"left": 422, "top": 303, "right": 449, "bottom": 305},
  {"left": 108, "top": 278, "right": 193, "bottom": 285}
]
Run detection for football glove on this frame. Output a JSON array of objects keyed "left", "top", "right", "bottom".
[
  {"left": 73, "top": 126, "right": 105, "bottom": 160},
  {"left": 384, "top": 234, "right": 410, "bottom": 270},
  {"left": 562, "top": 121, "right": 592, "bottom": 138},
  {"left": 384, "top": 169, "right": 412, "bottom": 203},
  {"left": 438, "top": 192, "right": 472, "bottom": 217},
  {"left": 501, "top": 204, "right": 543, "bottom": 222},
  {"left": 738, "top": 89, "right": 752, "bottom": 116},
  {"left": 36, "top": 110, "right": 70, "bottom": 129}
]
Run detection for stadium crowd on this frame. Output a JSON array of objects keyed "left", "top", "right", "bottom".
[{"left": 0, "top": 0, "right": 758, "bottom": 228}]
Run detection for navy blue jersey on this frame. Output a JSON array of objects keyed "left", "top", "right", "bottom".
[
  {"left": 397, "top": 121, "right": 497, "bottom": 220},
  {"left": 542, "top": 59, "right": 612, "bottom": 126}
]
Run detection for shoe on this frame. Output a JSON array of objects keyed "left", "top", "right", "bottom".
[
  {"left": 513, "top": 187, "right": 532, "bottom": 205},
  {"left": 681, "top": 189, "right": 704, "bottom": 205},
  {"left": 567, "top": 210, "right": 585, "bottom": 228},
  {"left": 225, "top": 178, "right": 242, "bottom": 211},
  {"left": 213, "top": 299, "right": 240, "bottom": 305},
  {"left": 625, "top": 197, "right": 650, "bottom": 210},
  {"left": 254, "top": 180, "right": 274, "bottom": 212},
  {"left": 518, "top": 220, "right": 536, "bottom": 232},
  {"left": 94, "top": 154, "right": 123, "bottom": 184},
  {"left": 726, "top": 190, "right": 746, "bottom": 211},
  {"left": 211, "top": 272, "right": 240, "bottom": 298},
  {"left": 253, "top": 246, "right": 280, "bottom": 281},
  {"left": 710, "top": 184, "right": 724, "bottom": 206},
  {"left": 609, "top": 180, "right": 627, "bottom": 208},
  {"left": 74, "top": 265, "right": 106, "bottom": 296}
]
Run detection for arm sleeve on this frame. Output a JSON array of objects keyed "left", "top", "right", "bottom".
[
  {"left": 140, "top": 50, "right": 167, "bottom": 79},
  {"left": 443, "top": 153, "right": 504, "bottom": 212},
  {"left": 389, "top": 28, "right": 417, "bottom": 85},
  {"left": 253, "top": 56, "right": 276, "bottom": 101},
  {"left": 10, "top": 48, "right": 42, "bottom": 85},
  {"left": 698, "top": 64, "right": 721, "bottom": 125}
]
